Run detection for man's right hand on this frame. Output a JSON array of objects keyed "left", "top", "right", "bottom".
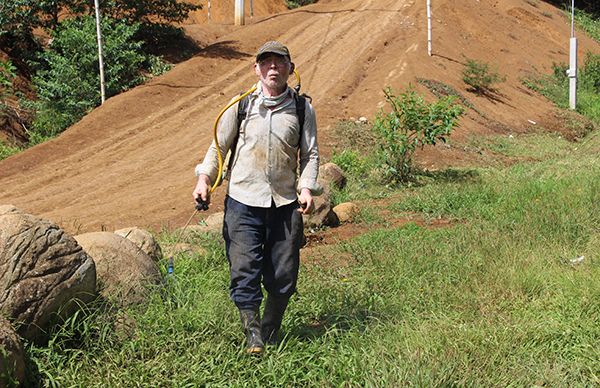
[{"left": 192, "top": 174, "right": 212, "bottom": 206}]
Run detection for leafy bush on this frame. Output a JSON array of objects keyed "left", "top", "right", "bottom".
[
  {"left": 0, "top": 59, "right": 16, "bottom": 90},
  {"left": 0, "top": 140, "right": 21, "bottom": 160},
  {"left": 581, "top": 52, "right": 600, "bottom": 93},
  {"left": 523, "top": 52, "right": 600, "bottom": 125},
  {"left": 331, "top": 149, "right": 370, "bottom": 177},
  {"left": 462, "top": 59, "right": 506, "bottom": 95},
  {"left": 0, "top": 59, "right": 16, "bottom": 107},
  {"left": 371, "top": 87, "right": 463, "bottom": 184},
  {"left": 575, "top": 8, "right": 600, "bottom": 43},
  {"left": 285, "top": 0, "right": 317, "bottom": 9},
  {"left": 31, "top": 16, "right": 147, "bottom": 138}
]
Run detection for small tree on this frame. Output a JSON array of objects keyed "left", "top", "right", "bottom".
[
  {"left": 462, "top": 59, "right": 506, "bottom": 95},
  {"left": 372, "top": 87, "right": 463, "bottom": 183}
]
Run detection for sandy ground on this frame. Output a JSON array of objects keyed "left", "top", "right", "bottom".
[{"left": 0, "top": 0, "right": 598, "bottom": 234}]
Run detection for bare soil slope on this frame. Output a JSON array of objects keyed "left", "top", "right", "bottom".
[{"left": 0, "top": 0, "right": 598, "bottom": 233}]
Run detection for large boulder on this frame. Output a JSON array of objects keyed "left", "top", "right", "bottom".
[
  {"left": 319, "top": 163, "right": 347, "bottom": 191},
  {"left": 0, "top": 205, "right": 96, "bottom": 343},
  {"left": 74, "top": 232, "right": 161, "bottom": 306},
  {"left": 303, "top": 188, "right": 338, "bottom": 229},
  {"left": 0, "top": 317, "right": 25, "bottom": 386},
  {"left": 114, "top": 227, "right": 162, "bottom": 262},
  {"left": 302, "top": 163, "right": 347, "bottom": 228}
]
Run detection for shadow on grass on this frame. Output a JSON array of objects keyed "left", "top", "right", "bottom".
[
  {"left": 416, "top": 168, "right": 481, "bottom": 184},
  {"left": 287, "top": 310, "right": 378, "bottom": 341}
]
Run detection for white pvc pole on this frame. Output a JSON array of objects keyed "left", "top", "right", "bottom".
[
  {"left": 235, "top": 0, "right": 245, "bottom": 26},
  {"left": 208, "top": 0, "right": 211, "bottom": 21},
  {"left": 94, "top": 0, "right": 105, "bottom": 104},
  {"left": 568, "top": 0, "right": 577, "bottom": 110},
  {"left": 427, "top": 0, "right": 432, "bottom": 56}
]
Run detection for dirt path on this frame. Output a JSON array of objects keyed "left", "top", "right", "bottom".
[{"left": 0, "top": 0, "right": 598, "bottom": 233}]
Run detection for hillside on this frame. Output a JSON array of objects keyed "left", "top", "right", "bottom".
[{"left": 0, "top": 0, "right": 598, "bottom": 233}]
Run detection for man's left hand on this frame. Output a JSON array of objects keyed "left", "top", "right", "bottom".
[{"left": 297, "top": 188, "right": 314, "bottom": 214}]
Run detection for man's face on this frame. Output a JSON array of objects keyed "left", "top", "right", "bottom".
[{"left": 254, "top": 53, "right": 294, "bottom": 93}]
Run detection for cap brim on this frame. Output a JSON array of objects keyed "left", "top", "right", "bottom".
[{"left": 256, "top": 50, "right": 290, "bottom": 61}]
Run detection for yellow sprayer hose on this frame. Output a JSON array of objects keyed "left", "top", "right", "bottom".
[
  {"left": 209, "top": 69, "right": 302, "bottom": 194},
  {"left": 210, "top": 85, "right": 257, "bottom": 193}
]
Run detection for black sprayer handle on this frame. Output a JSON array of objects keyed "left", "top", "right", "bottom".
[{"left": 195, "top": 197, "right": 209, "bottom": 211}]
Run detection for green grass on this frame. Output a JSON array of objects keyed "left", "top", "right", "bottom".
[
  {"left": 0, "top": 140, "right": 22, "bottom": 161},
  {"left": 523, "top": 57, "right": 600, "bottom": 126},
  {"left": 22, "top": 129, "right": 600, "bottom": 386},
  {"left": 575, "top": 9, "right": 600, "bottom": 43}
]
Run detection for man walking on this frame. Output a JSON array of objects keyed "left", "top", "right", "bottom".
[{"left": 192, "top": 41, "right": 320, "bottom": 354}]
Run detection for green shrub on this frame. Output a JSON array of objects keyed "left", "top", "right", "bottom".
[
  {"left": 371, "top": 87, "right": 463, "bottom": 184},
  {"left": 147, "top": 54, "right": 173, "bottom": 77},
  {"left": 331, "top": 149, "right": 370, "bottom": 177},
  {"left": 285, "top": 0, "right": 317, "bottom": 9},
  {"left": 31, "top": 16, "right": 147, "bottom": 138},
  {"left": 523, "top": 52, "right": 600, "bottom": 125},
  {"left": 581, "top": 52, "right": 600, "bottom": 93},
  {"left": 0, "top": 140, "right": 21, "bottom": 160},
  {"left": 575, "top": 8, "right": 600, "bottom": 43},
  {"left": 462, "top": 59, "right": 506, "bottom": 94},
  {"left": 0, "top": 58, "right": 16, "bottom": 91}
]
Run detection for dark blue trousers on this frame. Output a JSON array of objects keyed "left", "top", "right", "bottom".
[{"left": 223, "top": 196, "right": 304, "bottom": 310}]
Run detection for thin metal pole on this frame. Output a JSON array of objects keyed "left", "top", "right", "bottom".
[
  {"left": 568, "top": 0, "right": 577, "bottom": 110},
  {"left": 250, "top": 0, "right": 254, "bottom": 18},
  {"left": 208, "top": 0, "right": 211, "bottom": 22},
  {"left": 93, "top": 0, "right": 105, "bottom": 104},
  {"left": 427, "top": 0, "right": 432, "bottom": 56},
  {"left": 235, "top": 0, "right": 245, "bottom": 26},
  {"left": 570, "top": 0, "right": 575, "bottom": 37}
]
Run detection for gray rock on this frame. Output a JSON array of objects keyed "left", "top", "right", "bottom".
[
  {"left": 319, "top": 163, "right": 347, "bottom": 190},
  {"left": 0, "top": 316, "right": 25, "bottom": 386},
  {"left": 303, "top": 188, "right": 339, "bottom": 228},
  {"left": 74, "top": 232, "right": 160, "bottom": 306},
  {"left": 114, "top": 227, "right": 162, "bottom": 262},
  {"left": 0, "top": 205, "right": 96, "bottom": 343}
]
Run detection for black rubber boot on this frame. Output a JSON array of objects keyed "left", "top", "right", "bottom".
[
  {"left": 261, "top": 294, "right": 290, "bottom": 345},
  {"left": 239, "top": 308, "right": 264, "bottom": 355}
]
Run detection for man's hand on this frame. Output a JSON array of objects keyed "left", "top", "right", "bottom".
[
  {"left": 297, "top": 188, "right": 314, "bottom": 214},
  {"left": 192, "top": 174, "right": 212, "bottom": 206}
]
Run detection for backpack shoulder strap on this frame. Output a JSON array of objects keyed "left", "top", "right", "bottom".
[
  {"left": 227, "top": 94, "right": 250, "bottom": 174},
  {"left": 237, "top": 94, "right": 250, "bottom": 129},
  {"left": 294, "top": 94, "right": 306, "bottom": 132}
]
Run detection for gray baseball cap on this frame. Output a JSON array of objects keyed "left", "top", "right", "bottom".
[{"left": 256, "top": 41, "right": 291, "bottom": 62}]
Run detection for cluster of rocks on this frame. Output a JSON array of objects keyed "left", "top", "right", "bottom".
[
  {"left": 181, "top": 162, "right": 359, "bottom": 236},
  {"left": 0, "top": 162, "right": 356, "bottom": 384},
  {"left": 0, "top": 206, "right": 162, "bottom": 385}
]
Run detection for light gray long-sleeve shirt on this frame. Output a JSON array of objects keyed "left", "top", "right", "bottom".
[{"left": 195, "top": 84, "right": 320, "bottom": 208}]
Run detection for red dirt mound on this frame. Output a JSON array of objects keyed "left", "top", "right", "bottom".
[{"left": 0, "top": 0, "right": 598, "bottom": 233}]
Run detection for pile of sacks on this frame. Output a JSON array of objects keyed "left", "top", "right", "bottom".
[{"left": 0, "top": 205, "right": 163, "bottom": 385}]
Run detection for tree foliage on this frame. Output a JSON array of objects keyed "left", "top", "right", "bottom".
[
  {"left": 31, "top": 16, "right": 147, "bottom": 140},
  {"left": 0, "top": 0, "right": 200, "bottom": 53},
  {"left": 102, "top": 0, "right": 201, "bottom": 26}
]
